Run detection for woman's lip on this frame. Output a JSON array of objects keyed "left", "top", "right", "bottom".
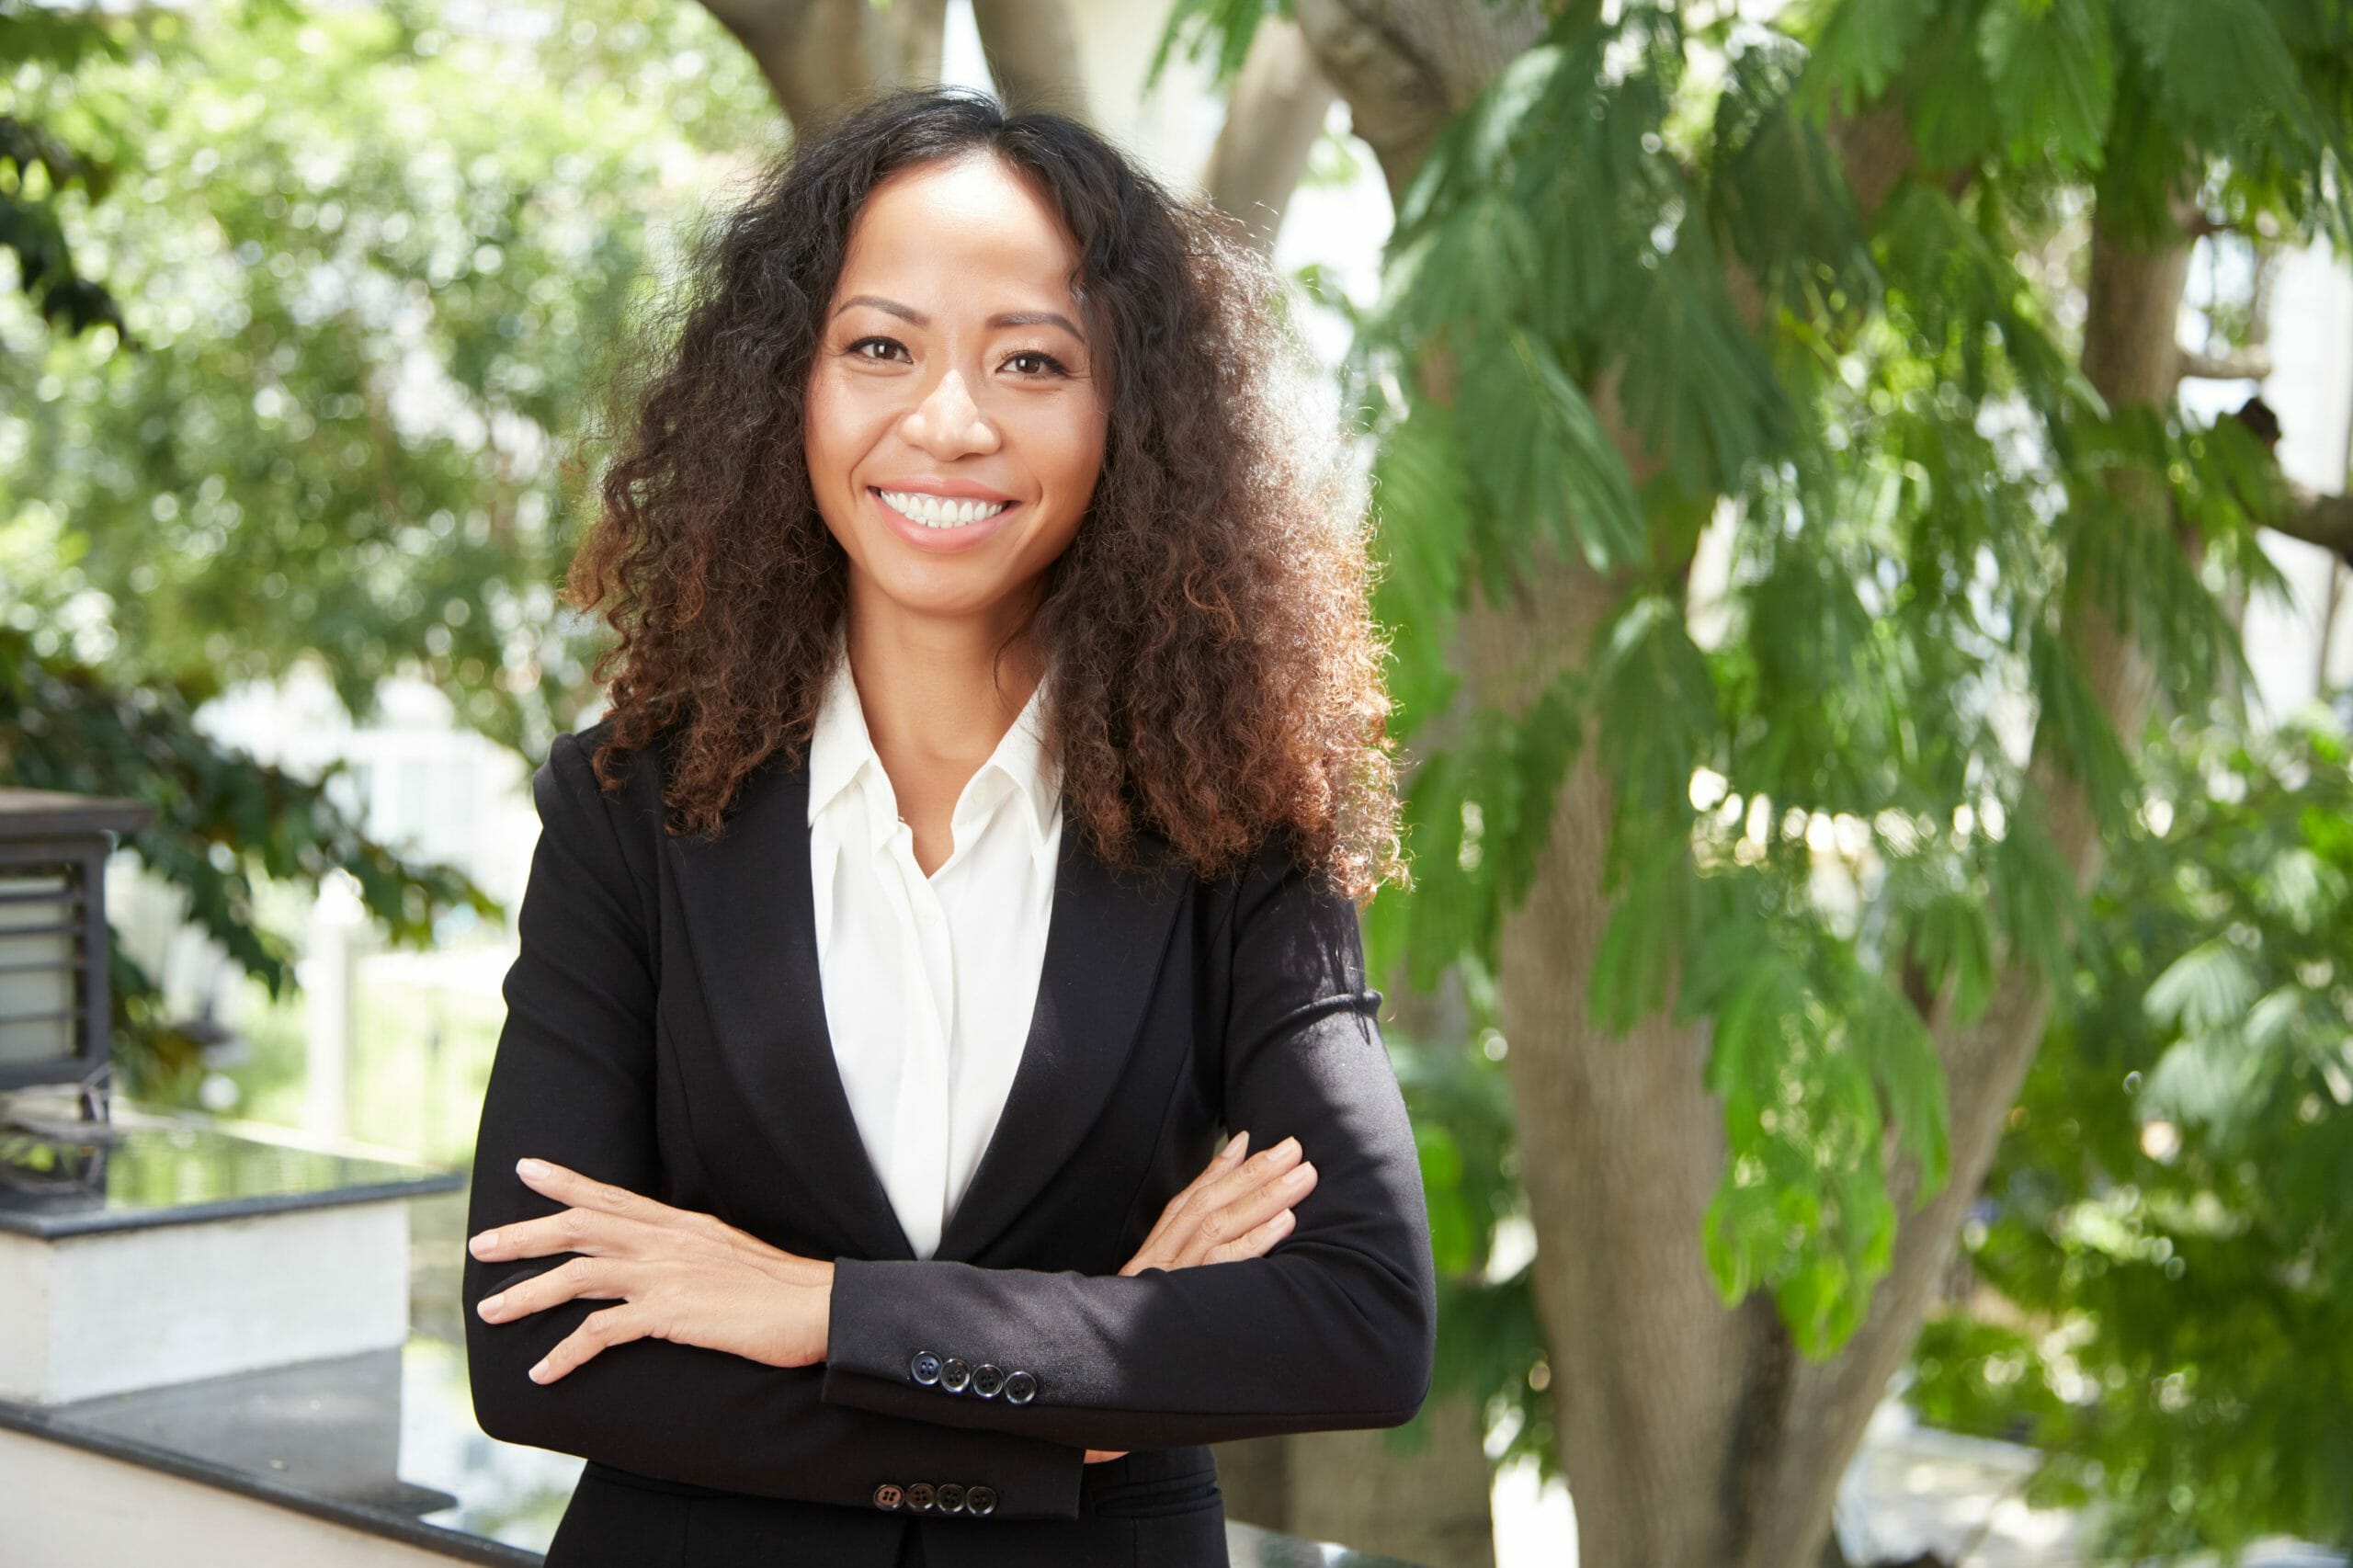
[{"left": 868, "top": 486, "right": 1019, "bottom": 551}]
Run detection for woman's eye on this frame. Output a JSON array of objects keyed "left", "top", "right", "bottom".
[{"left": 841, "top": 338, "right": 1064, "bottom": 376}]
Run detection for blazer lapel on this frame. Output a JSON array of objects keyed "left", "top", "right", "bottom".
[
  {"left": 935, "top": 821, "right": 1188, "bottom": 1263},
  {"left": 665, "top": 739, "right": 1190, "bottom": 1267},
  {"left": 664, "top": 748, "right": 916, "bottom": 1262}
]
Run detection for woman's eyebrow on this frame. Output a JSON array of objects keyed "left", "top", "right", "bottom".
[{"left": 833, "top": 293, "right": 1085, "bottom": 342}]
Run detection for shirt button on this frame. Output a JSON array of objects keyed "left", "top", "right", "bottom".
[
  {"left": 971, "top": 1363, "right": 1006, "bottom": 1399},
  {"left": 873, "top": 1483, "right": 904, "bottom": 1511},
  {"left": 909, "top": 1351, "right": 942, "bottom": 1386},
  {"left": 966, "top": 1484, "right": 997, "bottom": 1517},
  {"left": 939, "top": 1357, "right": 972, "bottom": 1393},
  {"left": 906, "top": 1483, "right": 937, "bottom": 1512},
  {"left": 936, "top": 1483, "right": 967, "bottom": 1513},
  {"left": 1001, "top": 1369, "right": 1038, "bottom": 1404}
]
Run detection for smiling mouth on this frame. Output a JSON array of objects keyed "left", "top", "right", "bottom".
[{"left": 872, "top": 488, "right": 1017, "bottom": 529}]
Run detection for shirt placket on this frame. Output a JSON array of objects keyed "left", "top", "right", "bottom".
[{"left": 870, "top": 775, "right": 956, "bottom": 1256}]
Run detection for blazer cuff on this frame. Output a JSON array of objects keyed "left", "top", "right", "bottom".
[{"left": 823, "top": 1257, "right": 1086, "bottom": 1517}]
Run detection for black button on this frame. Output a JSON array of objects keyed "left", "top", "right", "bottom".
[
  {"left": 873, "top": 1483, "right": 904, "bottom": 1510},
  {"left": 906, "top": 1482, "right": 937, "bottom": 1511},
  {"left": 936, "top": 1483, "right": 966, "bottom": 1513},
  {"left": 939, "top": 1357, "right": 972, "bottom": 1393},
  {"left": 966, "top": 1484, "right": 997, "bottom": 1516},
  {"left": 1002, "top": 1369, "right": 1038, "bottom": 1404},
  {"left": 909, "top": 1350, "right": 942, "bottom": 1386},
  {"left": 971, "top": 1363, "right": 1006, "bottom": 1399}
]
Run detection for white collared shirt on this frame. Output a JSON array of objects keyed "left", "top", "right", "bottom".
[{"left": 805, "top": 645, "right": 1063, "bottom": 1259}]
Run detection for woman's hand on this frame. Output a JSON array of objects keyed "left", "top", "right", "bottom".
[
  {"left": 469, "top": 1157, "right": 834, "bottom": 1386},
  {"left": 1082, "top": 1131, "right": 1317, "bottom": 1463},
  {"left": 1120, "top": 1130, "right": 1316, "bottom": 1277}
]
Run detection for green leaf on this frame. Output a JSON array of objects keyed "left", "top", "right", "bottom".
[
  {"left": 1976, "top": 0, "right": 2118, "bottom": 169},
  {"left": 2143, "top": 935, "right": 2258, "bottom": 1036}
]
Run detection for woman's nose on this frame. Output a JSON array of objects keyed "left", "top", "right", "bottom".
[{"left": 901, "top": 368, "right": 1000, "bottom": 458}]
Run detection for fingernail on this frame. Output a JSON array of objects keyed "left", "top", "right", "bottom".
[
  {"left": 529, "top": 1359, "right": 551, "bottom": 1382},
  {"left": 1271, "top": 1137, "right": 1302, "bottom": 1164},
  {"left": 478, "top": 1293, "right": 504, "bottom": 1319},
  {"left": 1284, "top": 1161, "right": 1314, "bottom": 1188},
  {"left": 469, "top": 1231, "right": 497, "bottom": 1256},
  {"left": 1221, "top": 1131, "right": 1250, "bottom": 1162},
  {"left": 517, "top": 1158, "right": 550, "bottom": 1179}
]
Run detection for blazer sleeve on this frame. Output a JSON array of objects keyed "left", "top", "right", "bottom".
[
  {"left": 463, "top": 730, "right": 1088, "bottom": 1518},
  {"left": 817, "top": 831, "right": 1438, "bottom": 1452}
]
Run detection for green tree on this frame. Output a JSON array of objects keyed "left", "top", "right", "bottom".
[
  {"left": 1, "top": 0, "right": 773, "bottom": 1091},
  {"left": 1911, "top": 711, "right": 2353, "bottom": 1558},
  {"left": 1263, "top": 0, "right": 2353, "bottom": 1562}
]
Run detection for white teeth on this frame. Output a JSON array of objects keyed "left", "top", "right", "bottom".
[{"left": 876, "top": 489, "right": 1014, "bottom": 528}]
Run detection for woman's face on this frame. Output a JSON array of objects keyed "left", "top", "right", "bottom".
[{"left": 805, "top": 153, "right": 1108, "bottom": 631}]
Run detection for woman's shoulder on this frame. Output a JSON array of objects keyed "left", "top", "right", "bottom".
[
  {"left": 537, "top": 716, "right": 674, "bottom": 878},
  {"left": 549, "top": 714, "right": 671, "bottom": 799}
]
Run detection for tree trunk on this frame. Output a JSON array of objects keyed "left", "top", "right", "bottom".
[
  {"left": 696, "top": 0, "right": 892, "bottom": 133},
  {"left": 1291, "top": 0, "right": 1548, "bottom": 206},
  {"left": 1456, "top": 205, "right": 2196, "bottom": 1568},
  {"left": 883, "top": 0, "right": 950, "bottom": 88},
  {"left": 1217, "top": 1396, "right": 1496, "bottom": 1568},
  {"left": 970, "top": 0, "right": 1091, "bottom": 123},
  {"left": 1199, "top": 19, "right": 1336, "bottom": 252}
]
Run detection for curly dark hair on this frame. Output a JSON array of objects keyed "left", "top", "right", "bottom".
[{"left": 565, "top": 85, "right": 1402, "bottom": 903}]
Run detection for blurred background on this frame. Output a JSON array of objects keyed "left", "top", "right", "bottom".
[{"left": 5, "top": 1, "right": 2352, "bottom": 1565}]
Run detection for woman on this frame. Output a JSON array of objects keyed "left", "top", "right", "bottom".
[{"left": 460, "top": 86, "right": 1433, "bottom": 1568}]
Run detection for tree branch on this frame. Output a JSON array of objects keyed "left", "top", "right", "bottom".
[
  {"left": 2268, "top": 480, "right": 2353, "bottom": 568},
  {"left": 2180, "top": 344, "right": 2273, "bottom": 381}
]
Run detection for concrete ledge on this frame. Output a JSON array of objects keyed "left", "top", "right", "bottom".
[{"left": 0, "top": 1199, "right": 412, "bottom": 1404}]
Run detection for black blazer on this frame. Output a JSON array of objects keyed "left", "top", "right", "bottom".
[{"left": 462, "top": 721, "right": 1438, "bottom": 1568}]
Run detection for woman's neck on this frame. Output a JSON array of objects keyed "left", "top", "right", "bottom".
[{"left": 838, "top": 585, "right": 1045, "bottom": 828}]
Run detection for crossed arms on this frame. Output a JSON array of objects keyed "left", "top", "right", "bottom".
[{"left": 461, "top": 733, "right": 1436, "bottom": 1520}]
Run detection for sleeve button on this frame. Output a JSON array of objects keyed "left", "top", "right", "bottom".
[
  {"left": 909, "top": 1351, "right": 942, "bottom": 1386},
  {"left": 939, "top": 1357, "right": 972, "bottom": 1393},
  {"left": 873, "top": 1483, "right": 904, "bottom": 1511},
  {"left": 906, "top": 1483, "right": 937, "bottom": 1512},
  {"left": 1001, "top": 1369, "right": 1038, "bottom": 1404},
  {"left": 966, "top": 1484, "right": 997, "bottom": 1516},
  {"left": 971, "top": 1363, "right": 1006, "bottom": 1399},
  {"left": 936, "top": 1483, "right": 966, "bottom": 1513}
]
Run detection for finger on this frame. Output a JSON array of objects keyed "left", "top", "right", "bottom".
[
  {"left": 1142, "top": 1136, "right": 1302, "bottom": 1267},
  {"left": 1126, "top": 1132, "right": 1254, "bottom": 1268},
  {"left": 1177, "top": 1161, "right": 1314, "bottom": 1267},
  {"left": 478, "top": 1255, "right": 620, "bottom": 1323},
  {"left": 1205, "top": 1205, "right": 1296, "bottom": 1265},
  {"left": 1184, "top": 1136, "right": 1305, "bottom": 1234},
  {"left": 516, "top": 1158, "right": 667, "bottom": 1223},
  {"left": 1150, "top": 1131, "right": 1251, "bottom": 1232},
  {"left": 529, "top": 1303, "right": 643, "bottom": 1384},
  {"left": 471, "top": 1199, "right": 671, "bottom": 1264}
]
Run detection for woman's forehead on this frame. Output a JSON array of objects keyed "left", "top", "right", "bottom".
[{"left": 835, "top": 156, "right": 1084, "bottom": 316}]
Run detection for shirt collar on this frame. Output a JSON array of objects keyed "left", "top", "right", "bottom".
[{"left": 806, "top": 642, "right": 1062, "bottom": 848}]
